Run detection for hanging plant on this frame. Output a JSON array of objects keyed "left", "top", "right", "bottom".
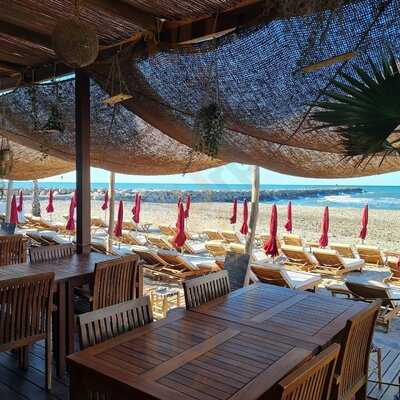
[
  {"left": 310, "top": 50, "right": 400, "bottom": 162},
  {"left": 194, "top": 102, "right": 224, "bottom": 158}
]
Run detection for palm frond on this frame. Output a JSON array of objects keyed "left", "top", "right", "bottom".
[{"left": 311, "top": 50, "right": 400, "bottom": 158}]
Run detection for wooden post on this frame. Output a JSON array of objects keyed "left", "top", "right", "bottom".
[
  {"left": 75, "top": 69, "right": 91, "bottom": 254},
  {"left": 107, "top": 171, "right": 115, "bottom": 252},
  {"left": 5, "top": 179, "right": 13, "bottom": 222},
  {"left": 244, "top": 166, "right": 260, "bottom": 286}
]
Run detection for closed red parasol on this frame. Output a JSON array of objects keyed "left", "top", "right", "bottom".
[
  {"left": 46, "top": 190, "right": 54, "bottom": 213},
  {"left": 319, "top": 206, "right": 329, "bottom": 247},
  {"left": 359, "top": 204, "right": 368, "bottom": 241},
  {"left": 65, "top": 196, "right": 75, "bottom": 231},
  {"left": 184, "top": 194, "right": 191, "bottom": 218},
  {"left": 10, "top": 194, "right": 18, "bottom": 224},
  {"left": 240, "top": 199, "right": 249, "bottom": 235},
  {"left": 114, "top": 200, "right": 123, "bottom": 237},
  {"left": 264, "top": 204, "right": 279, "bottom": 257},
  {"left": 173, "top": 202, "right": 187, "bottom": 248},
  {"left": 230, "top": 198, "right": 237, "bottom": 224},
  {"left": 133, "top": 194, "right": 141, "bottom": 224},
  {"left": 284, "top": 201, "right": 292, "bottom": 233},
  {"left": 101, "top": 191, "right": 109, "bottom": 210},
  {"left": 17, "top": 190, "right": 23, "bottom": 213}
]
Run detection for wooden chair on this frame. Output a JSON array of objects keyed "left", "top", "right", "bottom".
[
  {"left": 92, "top": 255, "right": 141, "bottom": 310},
  {"left": 78, "top": 296, "right": 153, "bottom": 350},
  {"left": 29, "top": 243, "right": 75, "bottom": 263},
  {"left": 0, "top": 234, "right": 27, "bottom": 266},
  {"left": 120, "top": 231, "right": 147, "bottom": 246},
  {"left": 221, "top": 230, "right": 242, "bottom": 244},
  {"left": 356, "top": 245, "right": 385, "bottom": 266},
  {"left": 251, "top": 263, "right": 321, "bottom": 291},
  {"left": 158, "top": 225, "right": 177, "bottom": 236},
  {"left": 345, "top": 281, "right": 399, "bottom": 332},
  {"left": 280, "top": 244, "right": 317, "bottom": 271},
  {"left": 183, "top": 270, "right": 230, "bottom": 309},
  {"left": 330, "top": 301, "right": 381, "bottom": 400},
  {"left": 273, "top": 343, "right": 340, "bottom": 400},
  {"left": 183, "top": 241, "right": 207, "bottom": 255},
  {"left": 146, "top": 235, "right": 175, "bottom": 250},
  {"left": 0, "top": 273, "right": 54, "bottom": 390},
  {"left": 203, "top": 229, "right": 224, "bottom": 241},
  {"left": 312, "top": 248, "right": 364, "bottom": 275},
  {"left": 282, "top": 233, "right": 304, "bottom": 247},
  {"left": 330, "top": 243, "right": 357, "bottom": 258}
]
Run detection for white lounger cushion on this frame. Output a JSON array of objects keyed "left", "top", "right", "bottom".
[
  {"left": 341, "top": 257, "right": 365, "bottom": 270},
  {"left": 283, "top": 270, "right": 321, "bottom": 290}
]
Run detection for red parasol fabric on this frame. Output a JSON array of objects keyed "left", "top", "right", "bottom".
[
  {"left": 359, "top": 204, "right": 368, "bottom": 241},
  {"left": 65, "top": 196, "right": 75, "bottom": 231},
  {"left": 46, "top": 190, "right": 54, "bottom": 213},
  {"left": 264, "top": 204, "right": 279, "bottom": 257},
  {"left": 16, "top": 190, "right": 23, "bottom": 213},
  {"left": 101, "top": 191, "right": 109, "bottom": 210},
  {"left": 10, "top": 194, "right": 18, "bottom": 224},
  {"left": 133, "top": 194, "right": 141, "bottom": 224},
  {"left": 230, "top": 198, "right": 238, "bottom": 224},
  {"left": 240, "top": 199, "right": 249, "bottom": 235},
  {"left": 114, "top": 200, "right": 124, "bottom": 237},
  {"left": 284, "top": 201, "right": 293, "bottom": 233},
  {"left": 173, "top": 202, "right": 187, "bottom": 248},
  {"left": 72, "top": 191, "right": 77, "bottom": 209},
  {"left": 319, "top": 206, "right": 330, "bottom": 247},
  {"left": 184, "top": 195, "right": 191, "bottom": 218}
]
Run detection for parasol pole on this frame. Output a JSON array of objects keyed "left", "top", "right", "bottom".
[
  {"left": 244, "top": 166, "right": 260, "bottom": 286},
  {"left": 5, "top": 179, "right": 13, "bottom": 223},
  {"left": 107, "top": 171, "right": 115, "bottom": 253}
]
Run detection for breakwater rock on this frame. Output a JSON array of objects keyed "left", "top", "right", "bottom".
[{"left": 19, "top": 187, "right": 363, "bottom": 203}]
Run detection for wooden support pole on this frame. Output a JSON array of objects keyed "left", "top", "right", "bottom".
[
  {"left": 107, "top": 171, "right": 115, "bottom": 253},
  {"left": 75, "top": 69, "right": 91, "bottom": 254},
  {"left": 244, "top": 166, "right": 260, "bottom": 286}
]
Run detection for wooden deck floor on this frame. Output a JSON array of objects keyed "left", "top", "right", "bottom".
[{"left": 0, "top": 341, "right": 399, "bottom": 400}]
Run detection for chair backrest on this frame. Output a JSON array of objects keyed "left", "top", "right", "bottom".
[
  {"left": 221, "top": 230, "right": 241, "bottom": 243},
  {"left": 92, "top": 254, "right": 140, "bottom": 310},
  {"left": 223, "top": 252, "right": 249, "bottom": 291},
  {"left": 251, "top": 264, "right": 289, "bottom": 287},
  {"left": 282, "top": 234, "right": 303, "bottom": 247},
  {"left": 330, "top": 243, "right": 356, "bottom": 258},
  {"left": 203, "top": 230, "right": 224, "bottom": 241},
  {"left": 345, "top": 281, "right": 393, "bottom": 308},
  {"left": 147, "top": 235, "right": 174, "bottom": 250},
  {"left": 228, "top": 243, "right": 246, "bottom": 254},
  {"left": 312, "top": 248, "right": 343, "bottom": 268},
  {"left": 183, "top": 270, "right": 231, "bottom": 309},
  {"left": 0, "top": 272, "right": 54, "bottom": 352},
  {"left": 0, "top": 234, "right": 26, "bottom": 266},
  {"left": 122, "top": 232, "right": 145, "bottom": 246},
  {"left": 132, "top": 247, "right": 166, "bottom": 266},
  {"left": 91, "top": 217, "right": 106, "bottom": 227},
  {"left": 158, "top": 225, "right": 176, "bottom": 236},
  {"left": 356, "top": 245, "right": 384, "bottom": 265},
  {"left": 205, "top": 241, "right": 227, "bottom": 257},
  {"left": 333, "top": 301, "right": 380, "bottom": 400},
  {"left": 0, "top": 222, "right": 16, "bottom": 235},
  {"left": 274, "top": 343, "right": 340, "bottom": 400},
  {"left": 281, "top": 245, "right": 316, "bottom": 266},
  {"left": 157, "top": 250, "right": 198, "bottom": 271},
  {"left": 78, "top": 296, "right": 153, "bottom": 349},
  {"left": 29, "top": 243, "right": 75, "bottom": 264}
]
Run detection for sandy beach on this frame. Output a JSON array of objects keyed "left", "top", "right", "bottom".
[{"left": 19, "top": 199, "right": 400, "bottom": 251}]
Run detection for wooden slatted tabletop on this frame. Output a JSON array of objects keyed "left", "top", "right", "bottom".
[
  {"left": 67, "top": 308, "right": 319, "bottom": 400},
  {"left": 190, "top": 283, "right": 369, "bottom": 346}
]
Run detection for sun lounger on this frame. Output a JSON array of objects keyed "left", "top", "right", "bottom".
[
  {"left": 345, "top": 281, "right": 400, "bottom": 332},
  {"left": 312, "top": 248, "right": 364, "bottom": 275},
  {"left": 203, "top": 230, "right": 225, "bottom": 241},
  {"left": 221, "top": 230, "right": 243, "bottom": 244},
  {"left": 25, "top": 230, "right": 54, "bottom": 246},
  {"left": 205, "top": 240, "right": 228, "bottom": 257},
  {"left": 356, "top": 245, "right": 385, "bottom": 265},
  {"left": 158, "top": 225, "right": 177, "bottom": 236},
  {"left": 91, "top": 217, "right": 106, "bottom": 228},
  {"left": 280, "top": 245, "right": 318, "bottom": 271},
  {"left": 282, "top": 234, "right": 304, "bottom": 247},
  {"left": 120, "top": 231, "right": 147, "bottom": 246},
  {"left": 146, "top": 235, "right": 175, "bottom": 250},
  {"left": 183, "top": 241, "right": 207, "bottom": 255},
  {"left": 251, "top": 263, "right": 321, "bottom": 291},
  {"left": 40, "top": 232, "right": 72, "bottom": 245},
  {"left": 330, "top": 243, "right": 357, "bottom": 258}
]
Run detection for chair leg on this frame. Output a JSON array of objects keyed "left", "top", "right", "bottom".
[
  {"left": 45, "top": 336, "right": 52, "bottom": 391},
  {"left": 18, "top": 346, "right": 29, "bottom": 369},
  {"left": 377, "top": 348, "right": 382, "bottom": 389}
]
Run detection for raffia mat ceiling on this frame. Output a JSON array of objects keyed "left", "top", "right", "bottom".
[{"left": 1, "top": 0, "right": 400, "bottom": 180}]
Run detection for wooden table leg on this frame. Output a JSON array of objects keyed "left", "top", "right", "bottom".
[
  {"left": 55, "top": 282, "right": 66, "bottom": 377},
  {"left": 69, "top": 365, "right": 87, "bottom": 400},
  {"left": 66, "top": 279, "right": 76, "bottom": 355}
]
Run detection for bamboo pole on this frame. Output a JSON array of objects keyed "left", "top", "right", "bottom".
[
  {"left": 5, "top": 179, "right": 13, "bottom": 222},
  {"left": 244, "top": 166, "right": 260, "bottom": 286},
  {"left": 31, "top": 179, "right": 41, "bottom": 217},
  {"left": 107, "top": 171, "right": 115, "bottom": 252}
]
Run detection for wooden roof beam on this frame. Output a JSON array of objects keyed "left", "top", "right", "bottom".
[{"left": 0, "top": 21, "right": 54, "bottom": 55}]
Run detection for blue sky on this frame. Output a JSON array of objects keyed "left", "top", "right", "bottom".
[{"left": 40, "top": 163, "right": 399, "bottom": 186}]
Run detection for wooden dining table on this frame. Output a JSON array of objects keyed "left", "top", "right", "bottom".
[
  {"left": 0, "top": 251, "right": 143, "bottom": 377},
  {"left": 67, "top": 283, "right": 369, "bottom": 400}
]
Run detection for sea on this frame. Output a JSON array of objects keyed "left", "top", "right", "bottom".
[{"left": 6, "top": 182, "right": 400, "bottom": 211}]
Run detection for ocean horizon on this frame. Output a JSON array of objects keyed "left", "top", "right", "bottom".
[{"left": 6, "top": 182, "right": 400, "bottom": 211}]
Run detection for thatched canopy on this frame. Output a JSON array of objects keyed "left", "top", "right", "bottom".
[{"left": 0, "top": 0, "right": 399, "bottom": 180}]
